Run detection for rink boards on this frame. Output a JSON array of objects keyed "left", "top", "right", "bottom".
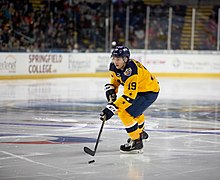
[{"left": 0, "top": 52, "right": 220, "bottom": 79}]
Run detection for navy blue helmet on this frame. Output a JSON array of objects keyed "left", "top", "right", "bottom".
[{"left": 111, "top": 46, "right": 130, "bottom": 59}]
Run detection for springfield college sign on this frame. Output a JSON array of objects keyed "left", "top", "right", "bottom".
[{"left": 0, "top": 52, "right": 220, "bottom": 79}]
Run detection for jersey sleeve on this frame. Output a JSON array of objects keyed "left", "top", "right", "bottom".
[
  {"left": 114, "top": 75, "right": 138, "bottom": 111},
  {"left": 114, "top": 61, "right": 138, "bottom": 111}
]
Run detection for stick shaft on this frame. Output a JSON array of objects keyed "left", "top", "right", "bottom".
[
  {"left": 84, "top": 120, "right": 105, "bottom": 156},
  {"left": 94, "top": 120, "right": 105, "bottom": 152}
]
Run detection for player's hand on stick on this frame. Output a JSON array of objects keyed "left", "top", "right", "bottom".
[
  {"left": 104, "top": 84, "right": 117, "bottom": 102},
  {"left": 100, "top": 103, "right": 117, "bottom": 121}
]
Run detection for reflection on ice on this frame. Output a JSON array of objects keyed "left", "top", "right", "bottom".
[{"left": 0, "top": 77, "right": 220, "bottom": 180}]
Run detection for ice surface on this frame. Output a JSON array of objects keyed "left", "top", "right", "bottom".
[{"left": 0, "top": 77, "right": 220, "bottom": 180}]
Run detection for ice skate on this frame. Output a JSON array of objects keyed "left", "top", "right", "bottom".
[
  {"left": 127, "top": 130, "right": 150, "bottom": 143},
  {"left": 120, "top": 137, "right": 143, "bottom": 154}
]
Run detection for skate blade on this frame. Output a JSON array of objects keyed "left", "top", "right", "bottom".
[
  {"left": 120, "top": 149, "right": 143, "bottom": 154},
  {"left": 143, "top": 137, "right": 151, "bottom": 142}
]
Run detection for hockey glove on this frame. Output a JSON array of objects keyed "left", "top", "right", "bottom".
[
  {"left": 104, "top": 84, "right": 117, "bottom": 102},
  {"left": 100, "top": 103, "right": 118, "bottom": 121}
]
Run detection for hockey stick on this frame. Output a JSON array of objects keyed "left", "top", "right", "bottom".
[
  {"left": 84, "top": 97, "right": 112, "bottom": 157},
  {"left": 84, "top": 120, "right": 105, "bottom": 156}
]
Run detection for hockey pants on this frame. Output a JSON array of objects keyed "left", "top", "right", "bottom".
[{"left": 118, "top": 92, "right": 159, "bottom": 140}]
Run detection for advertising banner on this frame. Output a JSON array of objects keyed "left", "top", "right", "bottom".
[{"left": 0, "top": 52, "right": 220, "bottom": 79}]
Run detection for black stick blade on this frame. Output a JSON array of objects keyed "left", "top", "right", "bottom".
[{"left": 84, "top": 146, "right": 95, "bottom": 156}]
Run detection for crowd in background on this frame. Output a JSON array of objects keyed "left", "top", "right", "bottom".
[
  {"left": 0, "top": 0, "right": 107, "bottom": 52},
  {"left": 0, "top": 0, "right": 219, "bottom": 52}
]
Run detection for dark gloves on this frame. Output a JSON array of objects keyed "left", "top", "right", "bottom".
[
  {"left": 104, "top": 84, "right": 117, "bottom": 102},
  {"left": 100, "top": 103, "right": 118, "bottom": 121}
]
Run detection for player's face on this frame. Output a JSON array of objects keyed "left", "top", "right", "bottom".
[{"left": 112, "top": 57, "right": 126, "bottom": 70}]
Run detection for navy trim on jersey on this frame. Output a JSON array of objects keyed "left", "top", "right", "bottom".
[
  {"left": 109, "top": 60, "right": 138, "bottom": 83},
  {"left": 122, "top": 60, "right": 138, "bottom": 82},
  {"left": 125, "top": 60, "right": 138, "bottom": 75},
  {"left": 109, "top": 62, "right": 116, "bottom": 71}
]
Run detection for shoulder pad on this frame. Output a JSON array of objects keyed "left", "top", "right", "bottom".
[
  {"left": 125, "top": 60, "right": 137, "bottom": 75},
  {"left": 109, "top": 62, "right": 116, "bottom": 71}
]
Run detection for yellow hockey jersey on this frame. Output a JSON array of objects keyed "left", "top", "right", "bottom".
[{"left": 109, "top": 59, "right": 160, "bottom": 111}]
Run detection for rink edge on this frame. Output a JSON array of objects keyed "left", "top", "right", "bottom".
[{"left": 0, "top": 72, "right": 220, "bottom": 80}]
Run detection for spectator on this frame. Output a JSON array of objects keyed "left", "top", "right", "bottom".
[{"left": 0, "top": 0, "right": 217, "bottom": 52}]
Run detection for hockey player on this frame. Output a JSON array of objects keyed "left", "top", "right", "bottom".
[{"left": 100, "top": 46, "right": 160, "bottom": 153}]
